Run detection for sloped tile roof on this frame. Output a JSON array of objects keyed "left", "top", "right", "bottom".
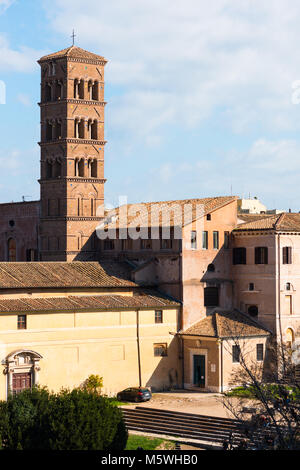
[
  {"left": 39, "top": 46, "right": 107, "bottom": 63},
  {"left": 179, "top": 310, "right": 270, "bottom": 338},
  {"left": 102, "top": 196, "right": 237, "bottom": 230},
  {"left": 235, "top": 212, "right": 300, "bottom": 232},
  {"left": 0, "top": 262, "right": 136, "bottom": 289},
  {"left": 0, "top": 292, "right": 179, "bottom": 313}
]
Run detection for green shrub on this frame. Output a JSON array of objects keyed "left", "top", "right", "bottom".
[{"left": 0, "top": 386, "right": 127, "bottom": 450}]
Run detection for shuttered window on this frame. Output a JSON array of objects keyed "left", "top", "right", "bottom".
[
  {"left": 204, "top": 287, "right": 219, "bottom": 307},
  {"left": 255, "top": 247, "right": 268, "bottom": 265},
  {"left": 282, "top": 246, "right": 292, "bottom": 264},
  {"left": 213, "top": 231, "right": 219, "bottom": 249},
  {"left": 202, "top": 231, "right": 208, "bottom": 249},
  {"left": 233, "top": 247, "right": 246, "bottom": 265},
  {"left": 256, "top": 344, "right": 264, "bottom": 361},
  {"left": 191, "top": 231, "right": 197, "bottom": 249},
  {"left": 232, "top": 345, "right": 240, "bottom": 363}
]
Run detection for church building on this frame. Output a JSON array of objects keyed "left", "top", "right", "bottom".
[{"left": 0, "top": 45, "right": 298, "bottom": 397}]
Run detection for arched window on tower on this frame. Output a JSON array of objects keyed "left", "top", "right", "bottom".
[
  {"left": 55, "top": 120, "right": 62, "bottom": 140},
  {"left": 91, "top": 120, "right": 98, "bottom": 140},
  {"left": 46, "top": 121, "right": 53, "bottom": 141},
  {"left": 78, "top": 119, "right": 85, "bottom": 139},
  {"left": 78, "top": 159, "right": 85, "bottom": 177},
  {"left": 92, "top": 81, "right": 99, "bottom": 100},
  {"left": 88, "top": 81, "right": 93, "bottom": 100},
  {"left": 46, "top": 160, "right": 53, "bottom": 179},
  {"left": 45, "top": 82, "right": 52, "bottom": 102},
  {"left": 53, "top": 159, "right": 62, "bottom": 178},
  {"left": 78, "top": 79, "right": 84, "bottom": 99},
  {"left": 8, "top": 238, "right": 16, "bottom": 262},
  {"left": 74, "top": 79, "right": 79, "bottom": 99},
  {"left": 55, "top": 80, "right": 63, "bottom": 100},
  {"left": 91, "top": 160, "right": 97, "bottom": 178},
  {"left": 74, "top": 159, "right": 79, "bottom": 177}
]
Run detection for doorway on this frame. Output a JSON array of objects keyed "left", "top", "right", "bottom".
[{"left": 193, "top": 355, "right": 206, "bottom": 388}]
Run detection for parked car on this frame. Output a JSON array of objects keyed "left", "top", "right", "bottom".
[{"left": 117, "top": 387, "right": 152, "bottom": 402}]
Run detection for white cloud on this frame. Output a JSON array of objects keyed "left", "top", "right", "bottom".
[
  {"left": 0, "top": 35, "right": 44, "bottom": 73},
  {"left": 17, "top": 93, "right": 31, "bottom": 107},
  {"left": 43, "top": 0, "right": 300, "bottom": 146},
  {"left": 0, "top": 0, "right": 15, "bottom": 15}
]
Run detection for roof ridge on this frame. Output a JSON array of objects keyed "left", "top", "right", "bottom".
[{"left": 274, "top": 212, "right": 286, "bottom": 229}]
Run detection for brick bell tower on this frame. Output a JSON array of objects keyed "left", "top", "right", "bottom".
[{"left": 38, "top": 45, "right": 107, "bottom": 261}]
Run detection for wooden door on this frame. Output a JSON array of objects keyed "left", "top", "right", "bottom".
[{"left": 193, "top": 355, "right": 205, "bottom": 388}]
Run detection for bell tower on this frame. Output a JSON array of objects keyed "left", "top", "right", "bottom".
[{"left": 38, "top": 46, "right": 107, "bottom": 261}]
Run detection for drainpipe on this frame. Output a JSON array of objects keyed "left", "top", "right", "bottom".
[
  {"left": 277, "top": 233, "right": 285, "bottom": 376},
  {"left": 181, "top": 335, "right": 185, "bottom": 389},
  {"left": 136, "top": 309, "right": 142, "bottom": 387},
  {"left": 221, "top": 340, "right": 224, "bottom": 393}
]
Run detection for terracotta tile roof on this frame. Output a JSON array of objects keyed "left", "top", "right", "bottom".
[
  {"left": 102, "top": 196, "right": 237, "bottom": 230},
  {"left": 235, "top": 212, "right": 300, "bottom": 232},
  {"left": 179, "top": 310, "right": 270, "bottom": 338},
  {"left": 0, "top": 262, "right": 137, "bottom": 289},
  {"left": 0, "top": 292, "right": 179, "bottom": 313},
  {"left": 39, "top": 46, "right": 107, "bottom": 63}
]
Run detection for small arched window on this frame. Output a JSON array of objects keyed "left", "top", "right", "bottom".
[
  {"left": 286, "top": 282, "right": 291, "bottom": 291},
  {"left": 8, "top": 238, "right": 16, "bottom": 262},
  {"left": 248, "top": 305, "right": 258, "bottom": 317},
  {"left": 207, "top": 264, "right": 215, "bottom": 272},
  {"left": 286, "top": 328, "right": 295, "bottom": 349}
]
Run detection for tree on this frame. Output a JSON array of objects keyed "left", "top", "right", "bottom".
[
  {"left": 0, "top": 386, "right": 127, "bottom": 450},
  {"left": 221, "top": 336, "right": 300, "bottom": 450},
  {"left": 81, "top": 374, "right": 103, "bottom": 394}
]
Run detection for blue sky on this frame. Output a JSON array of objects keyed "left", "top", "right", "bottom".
[{"left": 1, "top": 0, "right": 300, "bottom": 210}]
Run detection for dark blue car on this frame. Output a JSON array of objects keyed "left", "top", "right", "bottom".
[{"left": 117, "top": 387, "right": 152, "bottom": 402}]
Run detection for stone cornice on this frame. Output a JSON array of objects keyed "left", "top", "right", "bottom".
[
  {"left": 38, "top": 177, "right": 106, "bottom": 184},
  {"left": 39, "top": 139, "right": 107, "bottom": 146},
  {"left": 38, "top": 57, "right": 107, "bottom": 66},
  {"left": 39, "top": 216, "right": 104, "bottom": 222},
  {"left": 39, "top": 99, "right": 106, "bottom": 107}
]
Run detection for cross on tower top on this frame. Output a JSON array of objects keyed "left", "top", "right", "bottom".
[{"left": 71, "top": 29, "right": 76, "bottom": 46}]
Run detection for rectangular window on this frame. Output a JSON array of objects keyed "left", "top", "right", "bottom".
[
  {"left": 155, "top": 310, "right": 163, "bottom": 324},
  {"left": 122, "top": 239, "right": 133, "bottom": 251},
  {"left": 233, "top": 247, "right": 247, "bottom": 265},
  {"left": 232, "top": 345, "right": 240, "bottom": 363},
  {"left": 140, "top": 238, "right": 152, "bottom": 250},
  {"left": 103, "top": 240, "right": 114, "bottom": 250},
  {"left": 191, "top": 231, "right": 197, "bottom": 249},
  {"left": 161, "top": 238, "right": 173, "bottom": 249},
  {"left": 154, "top": 343, "right": 168, "bottom": 357},
  {"left": 160, "top": 227, "right": 173, "bottom": 250},
  {"left": 284, "top": 295, "right": 293, "bottom": 315},
  {"left": 204, "top": 287, "right": 219, "bottom": 307},
  {"left": 255, "top": 247, "right": 268, "bottom": 265},
  {"left": 213, "top": 231, "right": 219, "bottom": 249},
  {"left": 224, "top": 231, "right": 230, "bottom": 249},
  {"left": 202, "top": 231, "right": 208, "bottom": 250},
  {"left": 17, "top": 315, "right": 27, "bottom": 330},
  {"left": 256, "top": 344, "right": 264, "bottom": 361},
  {"left": 282, "top": 246, "right": 292, "bottom": 264}
]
